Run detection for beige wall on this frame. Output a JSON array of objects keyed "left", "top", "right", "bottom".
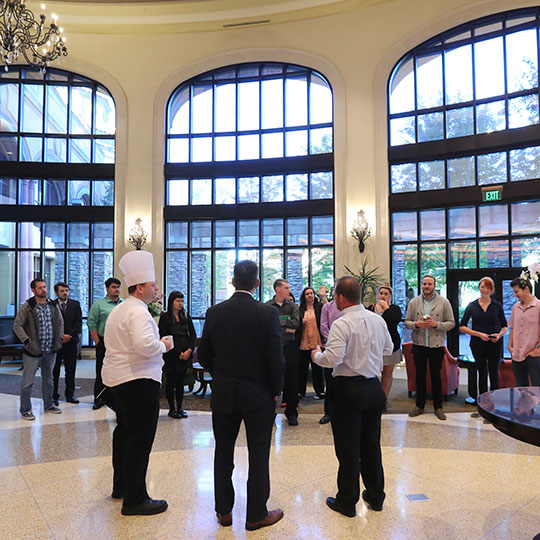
[{"left": 54, "top": 0, "right": 536, "bottom": 290}]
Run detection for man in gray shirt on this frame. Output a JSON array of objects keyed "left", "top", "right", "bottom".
[{"left": 404, "top": 275, "right": 455, "bottom": 420}]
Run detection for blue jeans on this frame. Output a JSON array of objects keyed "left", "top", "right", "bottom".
[
  {"left": 20, "top": 352, "right": 56, "bottom": 413},
  {"left": 512, "top": 356, "right": 540, "bottom": 387}
]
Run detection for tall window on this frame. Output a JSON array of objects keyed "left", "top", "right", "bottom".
[
  {"left": 165, "top": 62, "right": 334, "bottom": 332},
  {"left": 0, "top": 67, "right": 115, "bottom": 344},
  {"left": 388, "top": 8, "right": 540, "bottom": 310}
]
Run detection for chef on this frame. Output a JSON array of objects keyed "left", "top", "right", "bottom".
[{"left": 103, "top": 250, "right": 173, "bottom": 516}]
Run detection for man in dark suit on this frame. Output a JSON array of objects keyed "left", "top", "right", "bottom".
[
  {"left": 52, "top": 282, "right": 82, "bottom": 405},
  {"left": 197, "top": 260, "right": 285, "bottom": 532}
]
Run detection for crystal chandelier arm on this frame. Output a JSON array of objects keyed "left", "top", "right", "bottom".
[{"left": 0, "top": 0, "right": 68, "bottom": 69}]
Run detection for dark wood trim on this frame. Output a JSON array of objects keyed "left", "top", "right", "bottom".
[
  {"left": 388, "top": 125, "right": 540, "bottom": 163},
  {"left": 389, "top": 179, "right": 539, "bottom": 210},
  {"left": 164, "top": 199, "right": 334, "bottom": 221},
  {"left": 0, "top": 206, "right": 114, "bottom": 221},
  {"left": 165, "top": 154, "right": 333, "bottom": 178},
  {"left": 0, "top": 163, "right": 115, "bottom": 180}
]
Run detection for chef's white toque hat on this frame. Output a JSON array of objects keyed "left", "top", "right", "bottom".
[{"left": 119, "top": 250, "right": 156, "bottom": 287}]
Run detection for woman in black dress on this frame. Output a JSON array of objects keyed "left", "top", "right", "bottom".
[
  {"left": 459, "top": 277, "right": 508, "bottom": 394},
  {"left": 367, "top": 285, "right": 403, "bottom": 404},
  {"left": 158, "top": 291, "right": 196, "bottom": 418}
]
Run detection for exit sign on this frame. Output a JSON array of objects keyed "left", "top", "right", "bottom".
[{"left": 481, "top": 186, "right": 503, "bottom": 202}]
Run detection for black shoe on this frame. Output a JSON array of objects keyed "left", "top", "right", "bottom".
[
  {"left": 168, "top": 410, "right": 177, "bottom": 418},
  {"left": 111, "top": 490, "right": 124, "bottom": 499},
  {"left": 362, "top": 490, "right": 383, "bottom": 511},
  {"left": 325, "top": 497, "right": 356, "bottom": 517},
  {"left": 287, "top": 416, "right": 298, "bottom": 426},
  {"left": 66, "top": 396, "right": 80, "bottom": 404},
  {"left": 121, "top": 498, "right": 168, "bottom": 516},
  {"left": 216, "top": 512, "right": 232, "bottom": 527},
  {"left": 178, "top": 410, "right": 188, "bottom": 418},
  {"left": 319, "top": 414, "right": 331, "bottom": 424},
  {"left": 92, "top": 401, "right": 103, "bottom": 410}
]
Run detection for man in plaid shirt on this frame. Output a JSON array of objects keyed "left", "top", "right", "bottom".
[{"left": 14, "top": 278, "right": 64, "bottom": 421}]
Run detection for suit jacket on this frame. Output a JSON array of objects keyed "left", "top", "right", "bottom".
[
  {"left": 197, "top": 291, "right": 285, "bottom": 414},
  {"left": 52, "top": 298, "right": 83, "bottom": 345}
]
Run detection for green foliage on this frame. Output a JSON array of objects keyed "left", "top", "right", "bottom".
[{"left": 344, "top": 259, "right": 387, "bottom": 306}]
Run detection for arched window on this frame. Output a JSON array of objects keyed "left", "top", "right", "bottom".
[
  {"left": 0, "top": 67, "right": 116, "bottom": 344},
  {"left": 388, "top": 8, "right": 540, "bottom": 315},
  {"left": 165, "top": 62, "right": 334, "bottom": 332}
]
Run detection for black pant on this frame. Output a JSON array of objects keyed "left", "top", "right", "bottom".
[
  {"left": 111, "top": 378, "right": 161, "bottom": 507},
  {"left": 512, "top": 356, "right": 540, "bottom": 386},
  {"left": 324, "top": 368, "right": 334, "bottom": 416},
  {"left": 413, "top": 345, "right": 445, "bottom": 410},
  {"left": 165, "top": 367, "right": 187, "bottom": 412},
  {"left": 94, "top": 337, "right": 105, "bottom": 403},
  {"left": 53, "top": 340, "right": 78, "bottom": 400},
  {"left": 282, "top": 341, "right": 299, "bottom": 419},
  {"left": 331, "top": 376, "right": 385, "bottom": 509},
  {"left": 298, "top": 349, "right": 325, "bottom": 396},
  {"left": 212, "top": 391, "right": 276, "bottom": 522},
  {"left": 470, "top": 340, "right": 502, "bottom": 394}
]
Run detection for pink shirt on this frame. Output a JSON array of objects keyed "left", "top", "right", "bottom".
[
  {"left": 508, "top": 297, "right": 540, "bottom": 362},
  {"left": 320, "top": 300, "right": 341, "bottom": 341}
]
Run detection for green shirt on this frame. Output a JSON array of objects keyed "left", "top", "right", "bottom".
[{"left": 87, "top": 296, "right": 123, "bottom": 336}]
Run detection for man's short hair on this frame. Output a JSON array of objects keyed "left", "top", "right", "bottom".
[
  {"left": 54, "top": 282, "right": 69, "bottom": 293},
  {"left": 105, "top": 277, "right": 121, "bottom": 288},
  {"left": 30, "top": 278, "right": 45, "bottom": 290},
  {"left": 422, "top": 275, "right": 436, "bottom": 284},
  {"left": 234, "top": 260, "right": 259, "bottom": 291},
  {"left": 334, "top": 276, "right": 361, "bottom": 304},
  {"left": 510, "top": 277, "right": 532, "bottom": 293},
  {"left": 273, "top": 279, "right": 288, "bottom": 291}
]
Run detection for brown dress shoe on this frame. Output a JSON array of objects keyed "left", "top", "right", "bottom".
[
  {"left": 245, "top": 508, "right": 284, "bottom": 531},
  {"left": 216, "top": 512, "right": 232, "bottom": 526}
]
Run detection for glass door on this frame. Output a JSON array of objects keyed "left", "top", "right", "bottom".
[{"left": 447, "top": 268, "right": 526, "bottom": 358}]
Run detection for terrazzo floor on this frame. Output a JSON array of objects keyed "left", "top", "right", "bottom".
[{"left": 2, "top": 361, "right": 540, "bottom": 539}]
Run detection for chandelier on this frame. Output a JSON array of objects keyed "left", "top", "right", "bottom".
[{"left": 0, "top": 0, "right": 68, "bottom": 71}]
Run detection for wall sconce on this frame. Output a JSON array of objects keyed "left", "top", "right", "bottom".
[
  {"left": 127, "top": 218, "right": 148, "bottom": 250},
  {"left": 350, "top": 210, "right": 371, "bottom": 253}
]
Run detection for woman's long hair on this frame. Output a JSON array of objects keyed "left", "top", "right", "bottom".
[
  {"left": 299, "top": 287, "right": 320, "bottom": 309},
  {"left": 166, "top": 290, "right": 186, "bottom": 319}
]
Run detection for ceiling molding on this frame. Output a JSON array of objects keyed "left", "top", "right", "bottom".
[{"left": 27, "top": 0, "right": 393, "bottom": 34}]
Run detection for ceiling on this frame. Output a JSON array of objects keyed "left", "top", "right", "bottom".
[{"left": 27, "top": 0, "right": 383, "bottom": 34}]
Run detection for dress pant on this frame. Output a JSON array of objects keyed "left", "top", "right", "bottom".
[
  {"left": 298, "top": 349, "right": 325, "bottom": 396},
  {"left": 323, "top": 368, "right": 334, "bottom": 416},
  {"left": 20, "top": 352, "right": 56, "bottom": 413},
  {"left": 212, "top": 390, "right": 276, "bottom": 523},
  {"left": 512, "top": 356, "right": 540, "bottom": 387},
  {"left": 282, "top": 341, "right": 299, "bottom": 419},
  {"left": 470, "top": 340, "right": 501, "bottom": 394},
  {"left": 53, "top": 340, "right": 78, "bottom": 400},
  {"left": 94, "top": 337, "right": 106, "bottom": 403},
  {"left": 412, "top": 345, "right": 445, "bottom": 410},
  {"left": 164, "top": 366, "right": 187, "bottom": 412},
  {"left": 331, "top": 376, "right": 386, "bottom": 509},
  {"left": 111, "top": 378, "right": 160, "bottom": 507}
]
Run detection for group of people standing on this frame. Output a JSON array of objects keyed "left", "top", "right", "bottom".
[{"left": 11, "top": 251, "right": 540, "bottom": 529}]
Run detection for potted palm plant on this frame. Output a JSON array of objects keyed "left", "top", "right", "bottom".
[{"left": 344, "top": 259, "right": 387, "bottom": 306}]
